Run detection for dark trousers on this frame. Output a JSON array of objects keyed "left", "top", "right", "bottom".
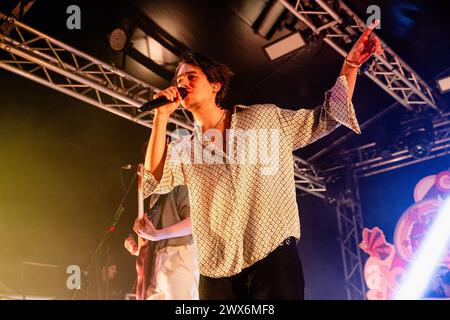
[{"left": 199, "top": 238, "right": 304, "bottom": 300}]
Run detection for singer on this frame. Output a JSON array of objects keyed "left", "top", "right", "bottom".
[{"left": 141, "top": 21, "right": 382, "bottom": 299}]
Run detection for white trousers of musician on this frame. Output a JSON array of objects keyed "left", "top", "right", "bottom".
[{"left": 146, "top": 243, "right": 199, "bottom": 300}]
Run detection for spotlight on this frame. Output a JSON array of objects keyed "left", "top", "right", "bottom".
[
  {"left": 401, "top": 117, "right": 434, "bottom": 159},
  {"left": 395, "top": 197, "right": 450, "bottom": 299},
  {"left": 263, "top": 31, "right": 306, "bottom": 61},
  {"left": 253, "top": 0, "right": 286, "bottom": 39},
  {"left": 436, "top": 75, "right": 450, "bottom": 94},
  {"left": 108, "top": 28, "right": 128, "bottom": 52},
  {"left": 404, "top": 127, "right": 434, "bottom": 159}
]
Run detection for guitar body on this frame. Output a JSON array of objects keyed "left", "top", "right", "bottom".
[{"left": 135, "top": 164, "right": 149, "bottom": 300}]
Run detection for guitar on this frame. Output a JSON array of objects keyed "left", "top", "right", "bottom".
[{"left": 135, "top": 163, "right": 149, "bottom": 300}]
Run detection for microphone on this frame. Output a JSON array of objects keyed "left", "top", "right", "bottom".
[
  {"left": 140, "top": 87, "right": 187, "bottom": 112},
  {"left": 121, "top": 164, "right": 135, "bottom": 169}
]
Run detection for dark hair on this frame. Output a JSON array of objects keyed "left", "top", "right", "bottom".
[{"left": 174, "top": 51, "right": 234, "bottom": 109}]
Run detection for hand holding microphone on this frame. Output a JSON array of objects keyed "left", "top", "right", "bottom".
[{"left": 140, "top": 86, "right": 187, "bottom": 117}]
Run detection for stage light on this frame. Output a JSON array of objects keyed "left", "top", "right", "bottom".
[
  {"left": 436, "top": 75, "right": 450, "bottom": 94},
  {"left": 108, "top": 28, "right": 128, "bottom": 52},
  {"left": 263, "top": 31, "right": 306, "bottom": 61},
  {"left": 395, "top": 197, "right": 450, "bottom": 299},
  {"left": 404, "top": 127, "right": 433, "bottom": 159},
  {"left": 253, "top": 0, "right": 286, "bottom": 39},
  {"left": 401, "top": 117, "right": 434, "bottom": 159}
]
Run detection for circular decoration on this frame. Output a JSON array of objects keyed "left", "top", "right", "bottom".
[
  {"left": 394, "top": 198, "right": 442, "bottom": 261},
  {"left": 413, "top": 175, "right": 436, "bottom": 203},
  {"left": 435, "top": 171, "right": 450, "bottom": 193}
]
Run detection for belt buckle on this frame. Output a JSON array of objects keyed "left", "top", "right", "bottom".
[{"left": 279, "top": 237, "right": 291, "bottom": 247}]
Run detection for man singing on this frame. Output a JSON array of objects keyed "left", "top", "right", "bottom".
[{"left": 141, "top": 22, "right": 382, "bottom": 299}]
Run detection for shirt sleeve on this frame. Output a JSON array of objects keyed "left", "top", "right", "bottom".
[
  {"left": 276, "top": 75, "right": 361, "bottom": 151},
  {"left": 175, "top": 185, "right": 190, "bottom": 220},
  {"left": 142, "top": 142, "right": 186, "bottom": 198}
]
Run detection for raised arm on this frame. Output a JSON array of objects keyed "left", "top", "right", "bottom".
[
  {"left": 340, "top": 19, "right": 382, "bottom": 99},
  {"left": 144, "top": 86, "right": 182, "bottom": 181}
]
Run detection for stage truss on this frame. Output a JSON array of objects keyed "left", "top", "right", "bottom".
[
  {"left": 278, "top": 0, "right": 439, "bottom": 113},
  {"left": 0, "top": 11, "right": 325, "bottom": 197},
  {"left": 276, "top": 0, "right": 443, "bottom": 299},
  {"left": 323, "top": 112, "right": 450, "bottom": 178},
  {"left": 1, "top": 1, "right": 445, "bottom": 299}
]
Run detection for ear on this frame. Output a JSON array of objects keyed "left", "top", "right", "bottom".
[{"left": 212, "top": 82, "right": 222, "bottom": 93}]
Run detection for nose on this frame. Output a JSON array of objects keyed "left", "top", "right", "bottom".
[{"left": 177, "top": 76, "right": 189, "bottom": 88}]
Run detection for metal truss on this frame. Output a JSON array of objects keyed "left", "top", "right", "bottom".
[
  {"left": 321, "top": 112, "right": 450, "bottom": 299},
  {"left": 334, "top": 171, "right": 367, "bottom": 300},
  {"left": 324, "top": 112, "right": 450, "bottom": 178},
  {"left": 294, "top": 155, "right": 326, "bottom": 198},
  {"left": 278, "top": 0, "right": 439, "bottom": 111},
  {"left": 0, "top": 12, "right": 325, "bottom": 197},
  {"left": 276, "top": 0, "right": 445, "bottom": 298},
  {"left": 0, "top": 12, "right": 194, "bottom": 139}
]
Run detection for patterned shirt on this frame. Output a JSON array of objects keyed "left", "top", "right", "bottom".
[{"left": 143, "top": 75, "right": 360, "bottom": 278}]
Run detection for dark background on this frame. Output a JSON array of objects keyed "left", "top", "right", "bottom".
[{"left": 0, "top": 0, "right": 449, "bottom": 299}]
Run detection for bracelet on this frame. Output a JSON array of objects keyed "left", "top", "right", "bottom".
[{"left": 344, "top": 57, "right": 361, "bottom": 68}]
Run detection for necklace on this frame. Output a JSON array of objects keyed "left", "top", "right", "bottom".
[
  {"left": 196, "top": 110, "right": 227, "bottom": 137},
  {"left": 206, "top": 110, "right": 227, "bottom": 143},
  {"left": 212, "top": 110, "right": 227, "bottom": 130}
]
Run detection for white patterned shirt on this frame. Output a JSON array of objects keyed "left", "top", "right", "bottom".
[{"left": 143, "top": 75, "right": 360, "bottom": 278}]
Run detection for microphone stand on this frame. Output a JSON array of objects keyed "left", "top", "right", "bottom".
[{"left": 70, "top": 168, "right": 138, "bottom": 300}]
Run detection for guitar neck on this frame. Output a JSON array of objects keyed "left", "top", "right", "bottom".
[{"left": 137, "top": 164, "right": 146, "bottom": 249}]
